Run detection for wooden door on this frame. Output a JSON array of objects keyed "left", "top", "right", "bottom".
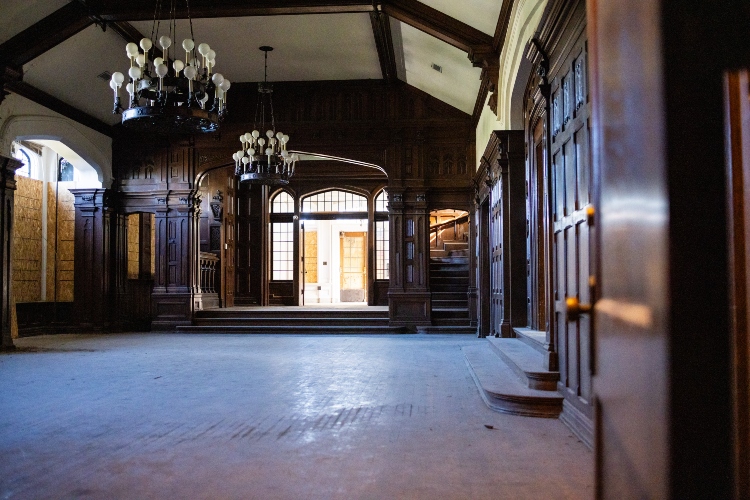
[
  {"left": 478, "top": 199, "right": 491, "bottom": 337},
  {"left": 550, "top": 37, "right": 593, "bottom": 434},
  {"left": 490, "top": 180, "right": 503, "bottom": 336},
  {"left": 725, "top": 69, "right": 750, "bottom": 500},
  {"left": 527, "top": 118, "right": 547, "bottom": 332},
  {"left": 223, "top": 174, "right": 235, "bottom": 307},
  {"left": 589, "top": 1, "right": 669, "bottom": 497},
  {"left": 340, "top": 232, "right": 366, "bottom": 302}
]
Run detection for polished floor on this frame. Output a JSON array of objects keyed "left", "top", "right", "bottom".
[{"left": 0, "top": 334, "right": 592, "bottom": 499}]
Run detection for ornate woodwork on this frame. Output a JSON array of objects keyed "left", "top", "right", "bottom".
[
  {"left": 476, "top": 131, "right": 526, "bottom": 339},
  {"left": 71, "top": 188, "right": 123, "bottom": 332},
  {"left": 519, "top": 0, "right": 592, "bottom": 445},
  {"left": 109, "top": 79, "right": 473, "bottom": 329},
  {"left": 0, "top": 155, "right": 22, "bottom": 350}
]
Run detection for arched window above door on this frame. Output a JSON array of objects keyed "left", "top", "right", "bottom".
[
  {"left": 271, "top": 191, "right": 294, "bottom": 213},
  {"left": 374, "top": 189, "right": 388, "bottom": 212},
  {"left": 302, "top": 190, "right": 367, "bottom": 213}
]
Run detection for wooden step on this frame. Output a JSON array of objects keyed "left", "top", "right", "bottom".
[
  {"left": 417, "top": 325, "right": 477, "bottom": 334},
  {"left": 487, "top": 338, "right": 560, "bottom": 391},
  {"left": 432, "top": 299, "right": 468, "bottom": 308},
  {"left": 195, "top": 309, "right": 387, "bottom": 319},
  {"left": 513, "top": 327, "right": 548, "bottom": 355},
  {"left": 192, "top": 317, "right": 389, "bottom": 327},
  {"left": 432, "top": 308, "right": 469, "bottom": 319},
  {"left": 463, "top": 345, "right": 563, "bottom": 418},
  {"left": 176, "top": 325, "right": 408, "bottom": 334}
]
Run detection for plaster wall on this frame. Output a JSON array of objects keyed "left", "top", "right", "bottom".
[
  {"left": 0, "top": 93, "right": 112, "bottom": 187},
  {"left": 475, "top": 0, "right": 547, "bottom": 168}
]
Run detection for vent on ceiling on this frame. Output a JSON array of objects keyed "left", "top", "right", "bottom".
[
  {"left": 97, "top": 71, "right": 112, "bottom": 81},
  {"left": 431, "top": 63, "right": 442, "bottom": 73}
]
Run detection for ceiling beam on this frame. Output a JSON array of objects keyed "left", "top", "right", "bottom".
[
  {"left": 4, "top": 79, "right": 114, "bottom": 138},
  {"left": 370, "top": 10, "right": 398, "bottom": 82},
  {"left": 0, "top": 2, "right": 93, "bottom": 69},
  {"left": 471, "top": 0, "right": 516, "bottom": 127},
  {"left": 92, "top": 0, "right": 375, "bottom": 21},
  {"left": 382, "top": 0, "right": 493, "bottom": 64}
]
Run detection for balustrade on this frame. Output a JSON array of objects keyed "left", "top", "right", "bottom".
[{"left": 199, "top": 252, "right": 219, "bottom": 294}]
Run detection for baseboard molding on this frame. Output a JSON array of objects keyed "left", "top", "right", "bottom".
[{"left": 560, "top": 399, "right": 594, "bottom": 450}]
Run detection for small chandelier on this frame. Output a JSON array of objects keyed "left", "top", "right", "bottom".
[
  {"left": 234, "top": 46, "right": 299, "bottom": 186},
  {"left": 108, "top": 1, "right": 229, "bottom": 134}
]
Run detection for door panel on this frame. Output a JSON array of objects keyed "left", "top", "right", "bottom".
[
  {"left": 340, "top": 232, "right": 366, "bottom": 302},
  {"left": 490, "top": 180, "right": 503, "bottom": 336},
  {"left": 224, "top": 174, "right": 235, "bottom": 307},
  {"left": 550, "top": 40, "right": 593, "bottom": 418}
]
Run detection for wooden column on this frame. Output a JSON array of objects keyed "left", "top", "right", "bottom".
[
  {"left": 71, "top": 188, "right": 121, "bottom": 332},
  {"left": 0, "top": 156, "right": 22, "bottom": 350},
  {"left": 497, "top": 131, "right": 527, "bottom": 336},
  {"left": 151, "top": 190, "right": 201, "bottom": 330},
  {"left": 388, "top": 190, "right": 431, "bottom": 328},
  {"left": 138, "top": 212, "right": 152, "bottom": 279}
]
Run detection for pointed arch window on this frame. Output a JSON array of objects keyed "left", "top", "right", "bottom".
[
  {"left": 270, "top": 191, "right": 295, "bottom": 281},
  {"left": 374, "top": 189, "right": 389, "bottom": 280},
  {"left": 301, "top": 189, "right": 367, "bottom": 213},
  {"left": 271, "top": 191, "right": 294, "bottom": 213}
]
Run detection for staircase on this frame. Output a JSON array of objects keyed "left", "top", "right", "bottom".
[
  {"left": 419, "top": 238, "right": 476, "bottom": 334},
  {"left": 463, "top": 328, "right": 563, "bottom": 417},
  {"left": 176, "top": 307, "right": 407, "bottom": 334}
]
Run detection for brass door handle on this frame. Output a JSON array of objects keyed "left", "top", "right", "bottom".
[{"left": 566, "top": 296, "right": 592, "bottom": 322}]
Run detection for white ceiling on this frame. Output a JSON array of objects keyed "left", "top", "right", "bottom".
[
  {"left": 130, "top": 14, "right": 383, "bottom": 83},
  {"left": 420, "top": 0, "right": 504, "bottom": 36},
  {"left": 0, "top": 0, "right": 69, "bottom": 45},
  {"left": 398, "top": 22, "right": 482, "bottom": 114},
  {"left": 22, "top": 24, "right": 126, "bottom": 125},
  {"left": 6, "top": 2, "right": 498, "bottom": 125}
]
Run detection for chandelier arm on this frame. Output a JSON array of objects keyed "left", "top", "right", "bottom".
[
  {"left": 154, "top": 0, "right": 163, "bottom": 48},
  {"left": 270, "top": 92, "right": 275, "bottom": 135},
  {"left": 186, "top": 0, "right": 196, "bottom": 56},
  {"left": 151, "top": 0, "right": 161, "bottom": 47},
  {"left": 254, "top": 90, "right": 261, "bottom": 131}
]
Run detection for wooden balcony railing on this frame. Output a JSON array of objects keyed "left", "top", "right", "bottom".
[{"left": 199, "top": 252, "right": 219, "bottom": 294}]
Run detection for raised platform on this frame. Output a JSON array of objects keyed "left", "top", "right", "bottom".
[
  {"left": 176, "top": 305, "right": 408, "bottom": 334},
  {"left": 463, "top": 345, "right": 562, "bottom": 418}
]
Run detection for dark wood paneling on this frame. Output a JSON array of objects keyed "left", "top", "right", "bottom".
[
  {"left": 14, "top": 302, "right": 74, "bottom": 337},
  {"left": 725, "top": 69, "right": 750, "bottom": 500},
  {"left": 0, "top": 156, "right": 22, "bottom": 350},
  {"left": 548, "top": 20, "right": 593, "bottom": 433},
  {"left": 269, "top": 281, "right": 295, "bottom": 306}
]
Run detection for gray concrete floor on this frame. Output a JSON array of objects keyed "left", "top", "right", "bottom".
[{"left": 0, "top": 334, "right": 592, "bottom": 499}]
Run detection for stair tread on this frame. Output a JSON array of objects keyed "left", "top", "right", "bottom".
[
  {"left": 177, "top": 325, "right": 407, "bottom": 333},
  {"left": 417, "top": 326, "right": 477, "bottom": 334},
  {"left": 463, "top": 345, "right": 563, "bottom": 418},
  {"left": 487, "top": 338, "right": 559, "bottom": 384}
]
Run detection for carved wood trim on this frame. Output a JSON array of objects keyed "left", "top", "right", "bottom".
[{"left": 96, "top": 0, "right": 375, "bottom": 21}]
